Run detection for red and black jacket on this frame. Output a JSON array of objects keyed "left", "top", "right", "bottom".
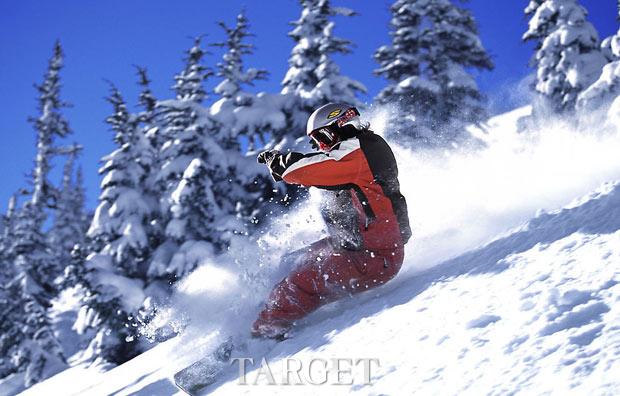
[{"left": 266, "top": 130, "right": 411, "bottom": 252}]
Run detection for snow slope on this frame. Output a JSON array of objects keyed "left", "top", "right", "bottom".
[{"left": 19, "top": 107, "right": 620, "bottom": 395}]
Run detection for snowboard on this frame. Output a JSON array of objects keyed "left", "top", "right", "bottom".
[
  {"left": 173, "top": 337, "right": 233, "bottom": 395},
  {"left": 173, "top": 335, "right": 281, "bottom": 395}
]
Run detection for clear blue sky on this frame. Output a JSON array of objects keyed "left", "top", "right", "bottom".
[{"left": 0, "top": 0, "right": 616, "bottom": 210}]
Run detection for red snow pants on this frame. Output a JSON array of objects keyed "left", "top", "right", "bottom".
[{"left": 252, "top": 237, "right": 405, "bottom": 337}]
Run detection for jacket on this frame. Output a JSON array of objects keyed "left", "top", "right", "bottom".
[{"left": 266, "top": 130, "right": 411, "bottom": 251}]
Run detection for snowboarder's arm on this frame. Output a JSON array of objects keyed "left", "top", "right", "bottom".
[
  {"left": 257, "top": 150, "right": 300, "bottom": 182},
  {"left": 258, "top": 150, "right": 317, "bottom": 182},
  {"left": 267, "top": 153, "right": 363, "bottom": 189},
  {"left": 257, "top": 140, "right": 364, "bottom": 187}
]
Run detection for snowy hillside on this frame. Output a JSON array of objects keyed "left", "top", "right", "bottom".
[{"left": 15, "top": 106, "right": 620, "bottom": 395}]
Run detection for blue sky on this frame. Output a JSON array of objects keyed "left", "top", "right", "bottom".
[{"left": 0, "top": 0, "right": 617, "bottom": 210}]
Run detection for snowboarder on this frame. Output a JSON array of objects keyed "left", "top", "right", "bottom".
[{"left": 253, "top": 103, "right": 412, "bottom": 339}]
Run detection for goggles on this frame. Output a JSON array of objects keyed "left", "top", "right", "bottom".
[
  {"left": 308, "top": 107, "right": 360, "bottom": 151},
  {"left": 309, "top": 126, "right": 339, "bottom": 151}
]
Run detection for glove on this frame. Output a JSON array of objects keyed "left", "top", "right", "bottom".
[{"left": 257, "top": 149, "right": 280, "bottom": 164}]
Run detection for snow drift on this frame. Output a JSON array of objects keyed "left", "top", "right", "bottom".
[{"left": 17, "top": 106, "right": 620, "bottom": 395}]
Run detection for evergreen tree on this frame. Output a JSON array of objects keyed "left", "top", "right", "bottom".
[
  {"left": 374, "top": 0, "right": 425, "bottom": 140},
  {"left": 134, "top": 68, "right": 159, "bottom": 157},
  {"left": 74, "top": 167, "right": 90, "bottom": 231},
  {"left": 0, "top": 194, "right": 17, "bottom": 269},
  {"left": 2, "top": 202, "right": 66, "bottom": 387},
  {"left": 135, "top": 66, "right": 160, "bottom": 151},
  {"left": 136, "top": 66, "right": 158, "bottom": 116},
  {"left": 150, "top": 37, "right": 236, "bottom": 279},
  {"left": 210, "top": 11, "right": 269, "bottom": 150},
  {"left": 374, "top": 0, "right": 493, "bottom": 143},
  {"left": 154, "top": 148, "right": 251, "bottom": 278},
  {"left": 68, "top": 83, "right": 156, "bottom": 365},
  {"left": 134, "top": 66, "right": 162, "bottom": 247},
  {"left": 88, "top": 83, "right": 156, "bottom": 277},
  {"left": 171, "top": 36, "right": 212, "bottom": 103},
  {"left": 30, "top": 41, "right": 72, "bottom": 209},
  {"left": 523, "top": 0, "right": 606, "bottom": 113},
  {"left": 162, "top": 159, "right": 219, "bottom": 278},
  {"left": 168, "top": 159, "right": 216, "bottom": 242},
  {"left": 212, "top": 11, "right": 268, "bottom": 103},
  {"left": 577, "top": 2, "right": 620, "bottom": 113},
  {"left": 0, "top": 42, "right": 78, "bottom": 387},
  {"left": 150, "top": 31, "right": 276, "bottom": 279},
  {"left": 525, "top": 1, "right": 546, "bottom": 32},
  {"left": 70, "top": 249, "right": 144, "bottom": 366},
  {"left": 0, "top": 290, "right": 18, "bottom": 379},
  {"left": 0, "top": 195, "right": 18, "bottom": 378},
  {"left": 280, "top": 0, "right": 366, "bottom": 143},
  {"left": 154, "top": 36, "right": 213, "bottom": 224},
  {"left": 5, "top": 264, "right": 66, "bottom": 387},
  {"left": 209, "top": 11, "right": 278, "bottom": 226},
  {"left": 598, "top": 2, "right": 620, "bottom": 64},
  {"left": 156, "top": 37, "right": 213, "bottom": 202},
  {"left": 48, "top": 147, "right": 88, "bottom": 272}
]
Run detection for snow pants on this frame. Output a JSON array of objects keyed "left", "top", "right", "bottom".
[{"left": 252, "top": 237, "right": 405, "bottom": 337}]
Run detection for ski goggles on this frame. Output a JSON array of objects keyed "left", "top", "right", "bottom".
[
  {"left": 308, "top": 107, "right": 360, "bottom": 151},
  {"left": 309, "top": 127, "right": 338, "bottom": 151}
]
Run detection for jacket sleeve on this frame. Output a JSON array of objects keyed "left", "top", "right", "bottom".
[
  {"left": 267, "top": 148, "right": 364, "bottom": 187},
  {"left": 263, "top": 152, "right": 306, "bottom": 182}
]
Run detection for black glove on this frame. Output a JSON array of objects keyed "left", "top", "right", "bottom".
[{"left": 257, "top": 149, "right": 280, "bottom": 164}]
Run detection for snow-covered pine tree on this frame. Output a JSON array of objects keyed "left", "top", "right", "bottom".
[
  {"left": 2, "top": 201, "right": 67, "bottom": 387},
  {"left": 598, "top": 2, "right": 620, "bottom": 64},
  {"left": 374, "top": 0, "right": 425, "bottom": 140},
  {"left": 525, "top": 1, "right": 546, "bottom": 33},
  {"left": 70, "top": 249, "right": 145, "bottom": 366},
  {"left": 577, "top": 2, "right": 620, "bottom": 114},
  {"left": 258, "top": 0, "right": 368, "bottom": 208},
  {"left": 171, "top": 36, "right": 212, "bottom": 103},
  {"left": 0, "top": 290, "right": 17, "bottom": 379},
  {"left": 162, "top": 159, "right": 220, "bottom": 278},
  {"left": 69, "top": 83, "right": 160, "bottom": 366},
  {"left": 211, "top": 11, "right": 269, "bottom": 147},
  {"left": 156, "top": 37, "right": 212, "bottom": 203},
  {"left": 0, "top": 195, "right": 17, "bottom": 268},
  {"left": 0, "top": 195, "right": 18, "bottom": 379},
  {"left": 4, "top": 257, "right": 66, "bottom": 387},
  {"left": 29, "top": 41, "right": 72, "bottom": 209},
  {"left": 73, "top": 167, "right": 90, "bottom": 232},
  {"left": 150, "top": 37, "right": 236, "bottom": 279},
  {"left": 136, "top": 66, "right": 161, "bottom": 179},
  {"left": 87, "top": 83, "right": 157, "bottom": 277},
  {"left": 168, "top": 159, "right": 214, "bottom": 237},
  {"left": 212, "top": 11, "right": 268, "bottom": 104},
  {"left": 209, "top": 11, "right": 278, "bottom": 226},
  {"left": 133, "top": 66, "right": 162, "bottom": 250},
  {"left": 523, "top": 0, "right": 606, "bottom": 113},
  {"left": 136, "top": 66, "right": 158, "bottom": 116},
  {"left": 280, "top": 0, "right": 366, "bottom": 144},
  {"left": 55, "top": 167, "right": 91, "bottom": 292},
  {"left": 374, "top": 0, "right": 493, "bottom": 143},
  {"left": 135, "top": 66, "right": 161, "bottom": 152},
  {"left": 48, "top": 147, "right": 88, "bottom": 273},
  {"left": 0, "top": 42, "right": 84, "bottom": 386},
  {"left": 424, "top": 1, "right": 494, "bottom": 140},
  {"left": 71, "top": 243, "right": 148, "bottom": 365}
]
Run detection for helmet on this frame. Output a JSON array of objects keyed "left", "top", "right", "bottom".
[{"left": 306, "top": 103, "right": 362, "bottom": 152}]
